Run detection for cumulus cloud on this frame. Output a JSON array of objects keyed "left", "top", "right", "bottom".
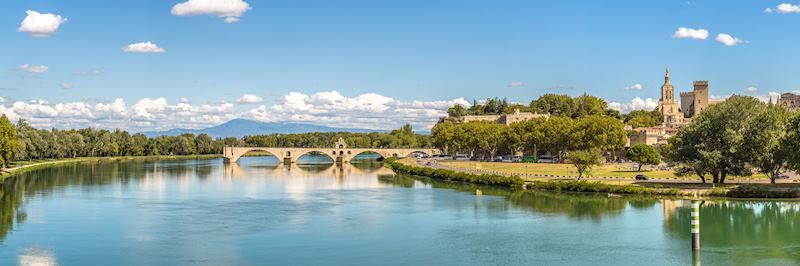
[
  {"left": 123, "top": 42, "right": 166, "bottom": 53},
  {"left": 716, "top": 33, "right": 744, "bottom": 46},
  {"left": 18, "top": 64, "right": 48, "bottom": 73},
  {"left": 623, "top": 84, "right": 643, "bottom": 91},
  {"left": 0, "top": 97, "right": 238, "bottom": 131},
  {"left": 18, "top": 10, "right": 67, "bottom": 37},
  {"left": 508, "top": 82, "right": 525, "bottom": 88},
  {"left": 60, "top": 82, "right": 73, "bottom": 89},
  {"left": 236, "top": 94, "right": 263, "bottom": 104},
  {"left": 608, "top": 97, "right": 659, "bottom": 113},
  {"left": 672, "top": 27, "right": 709, "bottom": 40},
  {"left": 171, "top": 0, "right": 251, "bottom": 23},
  {"left": 244, "top": 91, "right": 470, "bottom": 130},
  {"left": 765, "top": 3, "right": 800, "bottom": 13},
  {"left": 744, "top": 86, "right": 758, "bottom": 93},
  {"left": 0, "top": 92, "right": 467, "bottom": 131}
]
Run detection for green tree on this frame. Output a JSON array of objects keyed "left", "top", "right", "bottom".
[
  {"left": 447, "top": 104, "right": 467, "bottom": 118},
  {"left": 568, "top": 149, "right": 602, "bottom": 179},
  {"left": 667, "top": 96, "right": 764, "bottom": 183},
  {"left": 624, "top": 109, "right": 661, "bottom": 128},
  {"left": 529, "top": 94, "right": 574, "bottom": 116},
  {"left": 0, "top": 115, "right": 19, "bottom": 168},
  {"left": 573, "top": 94, "right": 608, "bottom": 118},
  {"left": 626, "top": 143, "right": 661, "bottom": 172}
]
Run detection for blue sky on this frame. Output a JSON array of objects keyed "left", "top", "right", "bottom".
[{"left": 2, "top": 0, "right": 799, "bottom": 131}]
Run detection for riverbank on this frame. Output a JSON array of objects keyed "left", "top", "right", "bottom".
[
  {"left": 0, "top": 154, "right": 222, "bottom": 182},
  {"left": 393, "top": 158, "right": 800, "bottom": 198}
]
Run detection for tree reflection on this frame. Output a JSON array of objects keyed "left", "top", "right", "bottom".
[
  {"left": 664, "top": 200, "right": 800, "bottom": 264},
  {"left": 380, "top": 174, "right": 628, "bottom": 221},
  {"left": 0, "top": 159, "right": 221, "bottom": 242}
]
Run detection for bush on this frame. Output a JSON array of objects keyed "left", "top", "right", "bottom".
[
  {"left": 384, "top": 158, "right": 525, "bottom": 188},
  {"left": 726, "top": 185, "right": 800, "bottom": 198}
]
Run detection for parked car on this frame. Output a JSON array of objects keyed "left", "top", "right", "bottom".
[
  {"left": 635, "top": 174, "right": 649, "bottom": 181},
  {"left": 433, "top": 154, "right": 453, "bottom": 160},
  {"left": 774, "top": 173, "right": 790, "bottom": 180},
  {"left": 511, "top": 155, "right": 523, "bottom": 163},
  {"left": 493, "top": 156, "right": 503, "bottom": 162},
  {"left": 454, "top": 154, "right": 470, "bottom": 161},
  {"left": 537, "top": 155, "right": 555, "bottom": 163}
]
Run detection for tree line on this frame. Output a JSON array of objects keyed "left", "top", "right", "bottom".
[
  {"left": 447, "top": 94, "right": 663, "bottom": 129},
  {"left": 0, "top": 117, "right": 430, "bottom": 170},
  {"left": 431, "top": 115, "right": 627, "bottom": 162}
]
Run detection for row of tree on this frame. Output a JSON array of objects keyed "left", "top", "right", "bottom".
[
  {"left": 431, "top": 115, "right": 627, "bottom": 161},
  {"left": 0, "top": 117, "right": 431, "bottom": 170},
  {"left": 447, "top": 94, "right": 662, "bottom": 129}
]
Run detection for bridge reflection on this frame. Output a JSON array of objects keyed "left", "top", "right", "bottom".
[{"left": 223, "top": 161, "right": 395, "bottom": 180}]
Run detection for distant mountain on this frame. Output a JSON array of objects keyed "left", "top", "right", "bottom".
[{"left": 142, "top": 119, "right": 386, "bottom": 138}]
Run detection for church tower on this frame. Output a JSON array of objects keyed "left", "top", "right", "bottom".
[
  {"left": 661, "top": 67, "right": 674, "bottom": 103},
  {"left": 657, "top": 67, "right": 684, "bottom": 127}
]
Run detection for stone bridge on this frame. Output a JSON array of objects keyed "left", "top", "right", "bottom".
[{"left": 223, "top": 138, "right": 440, "bottom": 163}]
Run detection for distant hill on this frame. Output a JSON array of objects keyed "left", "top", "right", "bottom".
[{"left": 142, "top": 119, "right": 385, "bottom": 138}]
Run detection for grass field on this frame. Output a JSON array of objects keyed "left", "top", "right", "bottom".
[{"left": 437, "top": 160, "right": 770, "bottom": 181}]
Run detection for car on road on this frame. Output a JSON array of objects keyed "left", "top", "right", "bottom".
[
  {"left": 774, "top": 173, "right": 790, "bottom": 180},
  {"left": 635, "top": 174, "right": 649, "bottom": 181},
  {"left": 432, "top": 154, "right": 454, "bottom": 160}
]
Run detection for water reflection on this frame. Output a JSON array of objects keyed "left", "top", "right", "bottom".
[
  {"left": 663, "top": 199, "right": 800, "bottom": 265},
  {"left": 380, "top": 174, "right": 629, "bottom": 221},
  {"left": 3, "top": 158, "right": 800, "bottom": 265},
  {"left": 0, "top": 157, "right": 394, "bottom": 244}
]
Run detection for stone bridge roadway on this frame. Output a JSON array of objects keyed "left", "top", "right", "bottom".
[{"left": 223, "top": 146, "right": 441, "bottom": 163}]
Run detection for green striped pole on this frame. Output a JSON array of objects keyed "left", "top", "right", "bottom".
[{"left": 691, "top": 200, "right": 700, "bottom": 250}]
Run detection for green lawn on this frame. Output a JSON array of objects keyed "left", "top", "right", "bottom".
[{"left": 437, "top": 161, "right": 770, "bottom": 180}]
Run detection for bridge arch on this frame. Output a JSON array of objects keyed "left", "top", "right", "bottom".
[{"left": 295, "top": 150, "right": 336, "bottom": 164}]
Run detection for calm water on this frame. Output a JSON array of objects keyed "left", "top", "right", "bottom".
[{"left": 1, "top": 157, "right": 799, "bottom": 266}]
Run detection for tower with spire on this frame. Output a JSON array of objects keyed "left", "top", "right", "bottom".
[{"left": 657, "top": 67, "right": 684, "bottom": 127}]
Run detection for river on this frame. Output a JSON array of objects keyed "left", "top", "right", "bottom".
[{"left": 1, "top": 157, "right": 799, "bottom": 265}]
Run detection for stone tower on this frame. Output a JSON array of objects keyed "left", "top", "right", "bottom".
[
  {"left": 691, "top": 80, "right": 708, "bottom": 116},
  {"left": 657, "top": 67, "right": 684, "bottom": 127}
]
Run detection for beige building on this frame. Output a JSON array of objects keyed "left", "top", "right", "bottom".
[
  {"left": 628, "top": 126, "right": 678, "bottom": 146},
  {"left": 656, "top": 68, "right": 710, "bottom": 128},
  {"left": 778, "top": 93, "right": 800, "bottom": 109},
  {"left": 455, "top": 109, "right": 549, "bottom": 125}
]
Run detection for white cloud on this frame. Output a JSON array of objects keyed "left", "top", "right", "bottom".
[
  {"left": 123, "top": 42, "right": 166, "bottom": 53},
  {"left": 253, "top": 91, "right": 469, "bottom": 130},
  {"left": 171, "top": 0, "right": 251, "bottom": 23},
  {"left": 508, "top": 82, "right": 524, "bottom": 88},
  {"left": 744, "top": 86, "right": 758, "bottom": 93},
  {"left": 60, "top": 82, "right": 73, "bottom": 89},
  {"left": 18, "top": 64, "right": 48, "bottom": 73},
  {"left": 0, "top": 92, "right": 469, "bottom": 131},
  {"left": 716, "top": 33, "right": 744, "bottom": 46},
  {"left": 765, "top": 3, "right": 800, "bottom": 13},
  {"left": 236, "top": 94, "right": 263, "bottom": 104},
  {"left": 672, "top": 27, "right": 709, "bottom": 40},
  {"left": 608, "top": 97, "right": 659, "bottom": 113},
  {"left": 623, "top": 83, "right": 643, "bottom": 91},
  {"left": 18, "top": 10, "right": 67, "bottom": 37}
]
